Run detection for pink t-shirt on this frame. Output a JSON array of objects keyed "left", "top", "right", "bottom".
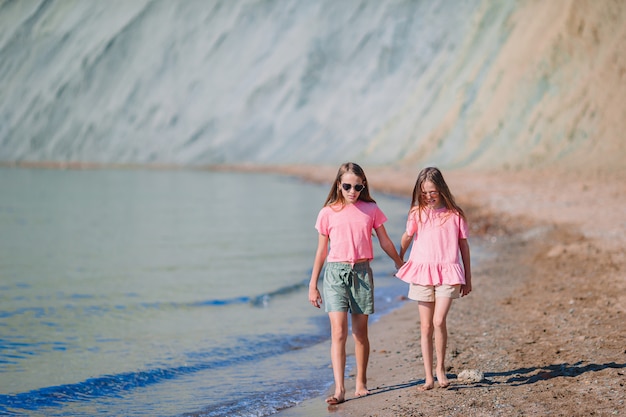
[
  {"left": 396, "top": 207, "right": 469, "bottom": 286},
  {"left": 315, "top": 201, "right": 387, "bottom": 264}
]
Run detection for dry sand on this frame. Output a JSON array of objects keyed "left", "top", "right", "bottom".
[{"left": 219, "top": 164, "right": 626, "bottom": 416}]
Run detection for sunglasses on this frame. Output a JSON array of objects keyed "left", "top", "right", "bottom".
[{"left": 341, "top": 183, "right": 365, "bottom": 192}]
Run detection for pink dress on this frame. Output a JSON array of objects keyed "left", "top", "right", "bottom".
[{"left": 396, "top": 207, "right": 468, "bottom": 286}]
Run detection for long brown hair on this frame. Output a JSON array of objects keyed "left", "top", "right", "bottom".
[
  {"left": 409, "top": 167, "right": 465, "bottom": 222},
  {"left": 323, "top": 162, "right": 376, "bottom": 207}
]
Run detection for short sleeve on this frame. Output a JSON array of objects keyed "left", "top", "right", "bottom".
[
  {"left": 372, "top": 205, "right": 387, "bottom": 229},
  {"left": 405, "top": 211, "right": 418, "bottom": 235},
  {"left": 458, "top": 214, "right": 469, "bottom": 239},
  {"left": 315, "top": 208, "right": 329, "bottom": 235}
]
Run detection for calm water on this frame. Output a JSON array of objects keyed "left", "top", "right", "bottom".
[{"left": 0, "top": 167, "right": 410, "bottom": 417}]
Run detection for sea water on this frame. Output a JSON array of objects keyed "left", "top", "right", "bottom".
[{"left": 0, "top": 167, "right": 410, "bottom": 417}]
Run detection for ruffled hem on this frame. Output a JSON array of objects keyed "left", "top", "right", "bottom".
[{"left": 395, "top": 261, "right": 465, "bottom": 286}]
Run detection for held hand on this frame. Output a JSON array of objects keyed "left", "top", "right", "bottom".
[
  {"left": 460, "top": 282, "right": 472, "bottom": 297},
  {"left": 309, "top": 287, "right": 322, "bottom": 308},
  {"left": 394, "top": 253, "right": 405, "bottom": 270}
]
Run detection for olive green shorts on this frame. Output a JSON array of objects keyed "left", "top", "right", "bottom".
[{"left": 323, "top": 261, "right": 374, "bottom": 315}]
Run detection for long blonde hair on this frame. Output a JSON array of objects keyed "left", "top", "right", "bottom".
[{"left": 409, "top": 167, "right": 465, "bottom": 222}]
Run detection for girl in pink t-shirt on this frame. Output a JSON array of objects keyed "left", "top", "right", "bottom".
[
  {"left": 309, "top": 162, "right": 404, "bottom": 405},
  {"left": 396, "top": 167, "right": 472, "bottom": 391}
]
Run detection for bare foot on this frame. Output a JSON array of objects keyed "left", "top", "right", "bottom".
[
  {"left": 437, "top": 371, "right": 450, "bottom": 388},
  {"left": 325, "top": 395, "right": 345, "bottom": 405},
  {"left": 417, "top": 382, "right": 434, "bottom": 391},
  {"left": 354, "top": 386, "right": 370, "bottom": 397}
]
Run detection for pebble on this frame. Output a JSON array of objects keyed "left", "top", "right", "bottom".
[{"left": 457, "top": 369, "right": 485, "bottom": 382}]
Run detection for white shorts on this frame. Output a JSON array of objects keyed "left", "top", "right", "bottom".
[{"left": 408, "top": 284, "right": 460, "bottom": 302}]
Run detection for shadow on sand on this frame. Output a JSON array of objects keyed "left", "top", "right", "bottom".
[
  {"left": 453, "top": 361, "right": 626, "bottom": 389},
  {"left": 340, "top": 361, "right": 626, "bottom": 401}
]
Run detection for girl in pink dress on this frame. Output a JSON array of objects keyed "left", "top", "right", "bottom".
[{"left": 396, "top": 167, "right": 472, "bottom": 390}]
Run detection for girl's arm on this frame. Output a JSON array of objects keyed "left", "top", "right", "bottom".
[
  {"left": 459, "top": 238, "right": 472, "bottom": 296},
  {"left": 399, "top": 209, "right": 415, "bottom": 260},
  {"left": 308, "top": 233, "right": 329, "bottom": 308},
  {"left": 375, "top": 225, "right": 404, "bottom": 269},
  {"left": 399, "top": 231, "right": 413, "bottom": 260}
]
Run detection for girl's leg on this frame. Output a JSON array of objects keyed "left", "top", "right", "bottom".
[
  {"left": 327, "top": 312, "right": 348, "bottom": 403},
  {"left": 351, "top": 313, "right": 370, "bottom": 397},
  {"left": 417, "top": 301, "right": 435, "bottom": 390},
  {"left": 433, "top": 297, "right": 454, "bottom": 388}
]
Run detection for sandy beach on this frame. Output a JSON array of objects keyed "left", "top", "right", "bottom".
[
  {"left": 221, "top": 164, "right": 626, "bottom": 416},
  {"left": 2, "top": 1, "right": 625, "bottom": 415}
]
